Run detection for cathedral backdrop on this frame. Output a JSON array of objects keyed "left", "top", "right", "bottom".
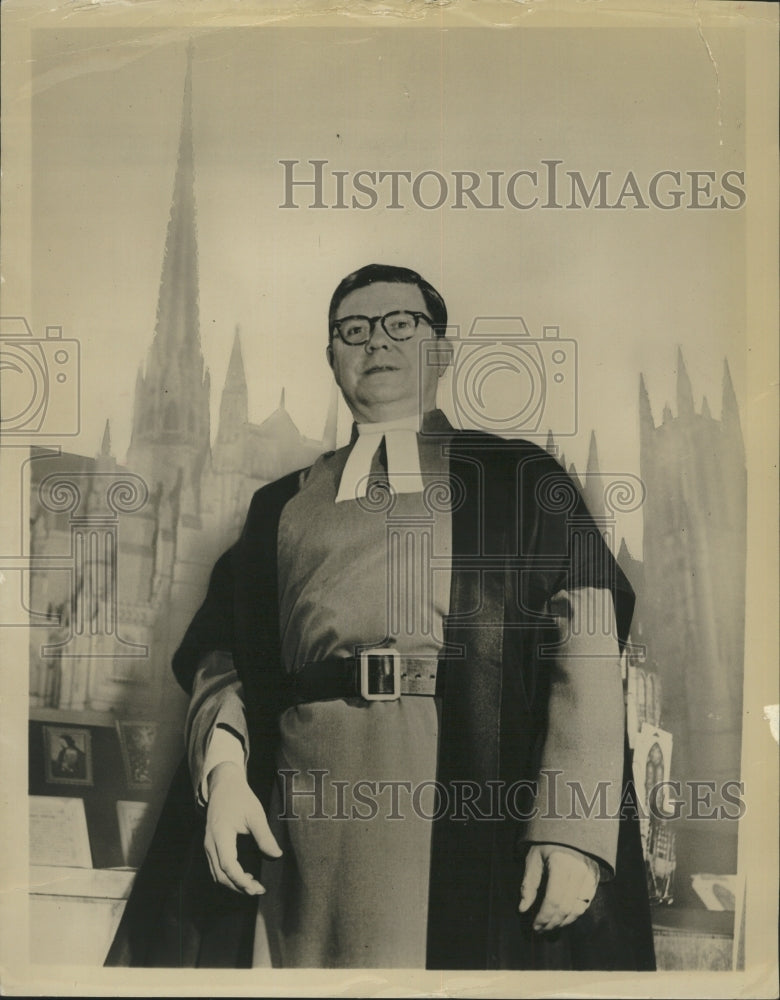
[{"left": 26, "top": 51, "right": 746, "bottom": 970}]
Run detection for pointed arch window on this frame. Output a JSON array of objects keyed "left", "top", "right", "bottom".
[{"left": 645, "top": 742, "right": 665, "bottom": 804}]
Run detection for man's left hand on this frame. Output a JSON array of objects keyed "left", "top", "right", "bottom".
[{"left": 518, "top": 844, "right": 600, "bottom": 932}]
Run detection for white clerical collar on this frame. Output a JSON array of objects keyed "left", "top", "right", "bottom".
[
  {"left": 355, "top": 413, "right": 421, "bottom": 436},
  {"left": 335, "top": 413, "right": 424, "bottom": 503}
]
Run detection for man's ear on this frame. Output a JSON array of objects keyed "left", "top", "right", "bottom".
[{"left": 326, "top": 343, "right": 334, "bottom": 369}]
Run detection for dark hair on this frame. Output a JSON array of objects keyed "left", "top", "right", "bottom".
[{"left": 328, "top": 263, "right": 447, "bottom": 340}]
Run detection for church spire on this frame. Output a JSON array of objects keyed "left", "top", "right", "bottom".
[
  {"left": 721, "top": 358, "right": 745, "bottom": 462},
  {"left": 126, "top": 42, "right": 210, "bottom": 506},
  {"left": 101, "top": 419, "right": 111, "bottom": 456},
  {"left": 583, "top": 430, "right": 605, "bottom": 518},
  {"left": 94, "top": 417, "right": 116, "bottom": 475},
  {"left": 224, "top": 327, "right": 247, "bottom": 393},
  {"left": 216, "top": 327, "right": 248, "bottom": 444},
  {"left": 586, "top": 430, "right": 600, "bottom": 477},
  {"left": 152, "top": 42, "right": 198, "bottom": 354},
  {"left": 639, "top": 373, "right": 655, "bottom": 437},
  {"left": 676, "top": 347, "right": 695, "bottom": 418}
]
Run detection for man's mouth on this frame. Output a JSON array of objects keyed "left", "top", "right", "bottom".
[{"left": 364, "top": 364, "right": 399, "bottom": 374}]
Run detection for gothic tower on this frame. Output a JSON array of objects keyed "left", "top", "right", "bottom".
[
  {"left": 213, "top": 327, "right": 249, "bottom": 471},
  {"left": 126, "top": 44, "right": 210, "bottom": 508},
  {"left": 638, "top": 352, "right": 746, "bottom": 870},
  {"left": 582, "top": 430, "right": 606, "bottom": 519}
]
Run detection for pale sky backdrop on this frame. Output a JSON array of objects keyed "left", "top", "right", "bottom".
[{"left": 29, "top": 26, "right": 747, "bottom": 557}]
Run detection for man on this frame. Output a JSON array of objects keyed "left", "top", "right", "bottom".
[{"left": 108, "top": 264, "right": 654, "bottom": 970}]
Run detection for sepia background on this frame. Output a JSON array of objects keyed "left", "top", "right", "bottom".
[{"left": 1, "top": 6, "right": 776, "bottom": 995}]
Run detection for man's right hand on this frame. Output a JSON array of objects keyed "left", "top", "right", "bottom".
[{"left": 204, "top": 761, "right": 282, "bottom": 895}]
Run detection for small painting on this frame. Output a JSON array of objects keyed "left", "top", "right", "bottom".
[
  {"left": 43, "top": 726, "right": 93, "bottom": 786},
  {"left": 115, "top": 720, "right": 159, "bottom": 790}
]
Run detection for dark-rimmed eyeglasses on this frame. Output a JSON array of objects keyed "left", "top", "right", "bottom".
[{"left": 331, "top": 310, "right": 432, "bottom": 346}]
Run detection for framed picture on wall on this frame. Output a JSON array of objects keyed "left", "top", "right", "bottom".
[
  {"left": 42, "top": 725, "right": 93, "bottom": 787},
  {"left": 115, "top": 720, "right": 158, "bottom": 790}
]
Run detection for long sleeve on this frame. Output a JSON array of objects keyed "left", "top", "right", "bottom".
[
  {"left": 522, "top": 586, "right": 624, "bottom": 876},
  {"left": 171, "top": 536, "right": 245, "bottom": 804},
  {"left": 173, "top": 475, "right": 302, "bottom": 809},
  {"left": 185, "top": 650, "right": 249, "bottom": 807},
  {"left": 172, "top": 546, "right": 237, "bottom": 695}
]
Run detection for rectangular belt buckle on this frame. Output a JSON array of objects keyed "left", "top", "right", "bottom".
[{"left": 359, "top": 648, "right": 401, "bottom": 701}]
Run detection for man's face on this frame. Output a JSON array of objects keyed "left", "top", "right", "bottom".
[{"left": 326, "top": 281, "right": 442, "bottom": 423}]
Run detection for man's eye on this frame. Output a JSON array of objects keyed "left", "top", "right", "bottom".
[
  {"left": 388, "top": 318, "right": 412, "bottom": 333},
  {"left": 344, "top": 324, "right": 366, "bottom": 339}
]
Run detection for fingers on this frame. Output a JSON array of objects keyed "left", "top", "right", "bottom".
[
  {"left": 555, "top": 899, "right": 590, "bottom": 929},
  {"left": 246, "top": 801, "right": 283, "bottom": 859},
  {"left": 532, "top": 856, "right": 569, "bottom": 932},
  {"left": 206, "top": 823, "right": 266, "bottom": 895},
  {"left": 518, "top": 845, "right": 544, "bottom": 913},
  {"left": 524, "top": 847, "right": 599, "bottom": 933},
  {"left": 556, "top": 862, "right": 598, "bottom": 929},
  {"left": 204, "top": 773, "right": 281, "bottom": 895},
  {"left": 217, "top": 837, "right": 266, "bottom": 895}
]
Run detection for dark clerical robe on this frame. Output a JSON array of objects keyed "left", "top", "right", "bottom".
[{"left": 107, "top": 414, "right": 655, "bottom": 971}]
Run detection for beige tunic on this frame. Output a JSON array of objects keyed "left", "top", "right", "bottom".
[{"left": 254, "top": 435, "right": 452, "bottom": 968}]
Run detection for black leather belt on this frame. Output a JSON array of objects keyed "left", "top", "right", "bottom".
[{"left": 289, "top": 648, "right": 444, "bottom": 703}]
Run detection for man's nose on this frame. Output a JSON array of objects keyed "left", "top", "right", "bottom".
[{"left": 364, "top": 319, "right": 393, "bottom": 351}]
